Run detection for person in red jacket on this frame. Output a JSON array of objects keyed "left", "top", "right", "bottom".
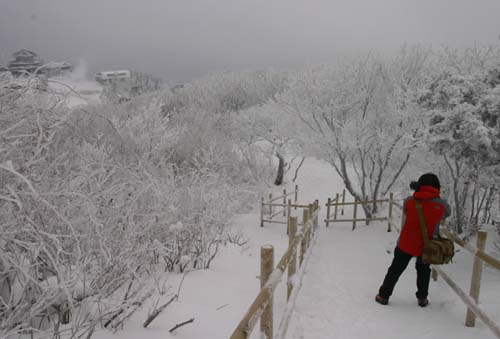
[{"left": 375, "top": 173, "right": 451, "bottom": 307}]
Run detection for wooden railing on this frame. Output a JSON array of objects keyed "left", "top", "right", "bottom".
[
  {"left": 390, "top": 203, "right": 500, "bottom": 338},
  {"left": 260, "top": 185, "right": 311, "bottom": 228},
  {"left": 234, "top": 192, "right": 500, "bottom": 338},
  {"left": 325, "top": 191, "right": 395, "bottom": 231},
  {"left": 231, "top": 201, "right": 320, "bottom": 339}
]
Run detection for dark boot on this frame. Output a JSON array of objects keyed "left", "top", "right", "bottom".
[
  {"left": 418, "top": 298, "right": 429, "bottom": 307},
  {"left": 375, "top": 294, "right": 389, "bottom": 305}
]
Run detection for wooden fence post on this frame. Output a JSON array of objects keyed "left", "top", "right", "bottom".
[
  {"left": 283, "top": 189, "right": 287, "bottom": 216},
  {"left": 432, "top": 268, "right": 438, "bottom": 281},
  {"left": 314, "top": 200, "right": 319, "bottom": 231},
  {"left": 287, "top": 217, "right": 298, "bottom": 301},
  {"left": 334, "top": 193, "right": 339, "bottom": 221},
  {"left": 308, "top": 204, "right": 313, "bottom": 243},
  {"left": 341, "top": 189, "right": 346, "bottom": 215},
  {"left": 260, "top": 197, "right": 264, "bottom": 227},
  {"left": 433, "top": 266, "right": 500, "bottom": 338},
  {"left": 299, "top": 209, "right": 307, "bottom": 266},
  {"left": 269, "top": 193, "right": 273, "bottom": 218},
  {"left": 287, "top": 199, "right": 292, "bottom": 235},
  {"left": 303, "top": 208, "right": 310, "bottom": 248},
  {"left": 326, "top": 197, "right": 331, "bottom": 228},
  {"left": 300, "top": 228, "right": 306, "bottom": 267},
  {"left": 261, "top": 246, "right": 274, "bottom": 339},
  {"left": 352, "top": 198, "right": 358, "bottom": 230},
  {"left": 465, "top": 231, "right": 488, "bottom": 327},
  {"left": 388, "top": 192, "right": 393, "bottom": 232}
]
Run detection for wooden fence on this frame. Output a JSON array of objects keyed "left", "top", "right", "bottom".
[
  {"left": 231, "top": 201, "right": 320, "bottom": 339},
  {"left": 260, "top": 185, "right": 306, "bottom": 227},
  {"left": 389, "top": 204, "right": 500, "bottom": 338},
  {"left": 325, "top": 191, "right": 395, "bottom": 231},
  {"left": 233, "top": 192, "right": 500, "bottom": 338}
]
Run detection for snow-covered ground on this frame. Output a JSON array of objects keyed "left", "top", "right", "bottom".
[
  {"left": 92, "top": 157, "right": 500, "bottom": 339},
  {"left": 287, "top": 221, "right": 500, "bottom": 339},
  {"left": 48, "top": 78, "right": 103, "bottom": 107}
]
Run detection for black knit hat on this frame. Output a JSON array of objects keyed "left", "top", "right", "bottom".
[{"left": 418, "top": 173, "right": 441, "bottom": 189}]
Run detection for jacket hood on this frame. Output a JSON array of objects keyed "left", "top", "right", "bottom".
[{"left": 413, "top": 185, "right": 440, "bottom": 200}]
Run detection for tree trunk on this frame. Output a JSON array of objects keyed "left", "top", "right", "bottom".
[
  {"left": 360, "top": 202, "right": 373, "bottom": 224},
  {"left": 482, "top": 186, "right": 496, "bottom": 224},
  {"left": 274, "top": 153, "right": 285, "bottom": 186},
  {"left": 332, "top": 155, "right": 374, "bottom": 223},
  {"left": 444, "top": 156, "right": 464, "bottom": 234},
  {"left": 292, "top": 157, "right": 305, "bottom": 183}
]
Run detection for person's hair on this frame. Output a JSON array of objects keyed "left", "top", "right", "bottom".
[{"left": 417, "top": 173, "right": 440, "bottom": 190}]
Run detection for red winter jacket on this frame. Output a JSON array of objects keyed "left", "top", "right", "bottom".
[{"left": 397, "top": 186, "right": 451, "bottom": 257}]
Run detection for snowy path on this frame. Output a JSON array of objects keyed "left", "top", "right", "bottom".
[
  {"left": 286, "top": 158, "right": 498, "bottom": 339},
  {"left": 286, "top": 223, "right": 494, "bottom": 339}
]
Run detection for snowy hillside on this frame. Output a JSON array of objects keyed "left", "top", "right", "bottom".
[{"left": 88, "top": 158, "right": 500, "bottom": 339}]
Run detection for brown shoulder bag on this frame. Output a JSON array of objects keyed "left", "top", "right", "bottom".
[{"left": 415, "top": 200, "right": 454, "bottom": 265}]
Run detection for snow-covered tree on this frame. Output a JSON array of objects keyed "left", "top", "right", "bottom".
[
  {"left": 419, "top": 47, "right": 500, "bottom": 233},
  {"left": 276, "top": 51, "right": 427, "bottom": 220}
]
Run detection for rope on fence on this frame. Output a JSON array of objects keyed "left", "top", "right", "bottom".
[
  {"left": 260, "top": 186, "right": 300, "bottom": 227},
  {"left": 230, "top": 235, "right": 302, "bottom": 339},
  {"left": 440, "top": 228, "right": 500, "bottom": 271},
  {"left": 276, "top": 218, "right": 319, "bottom": 339},
  {"left": 432, "top": 266, "right": 500, "bottom": 338},
  {"left": 325, "top": 192, "right": 397, "bottom": 230},
  {"left": 271, "top": 207, "right": 287, "bottom": 218},
  {"left": 230, "top": 206, "right": 320, "bottom": 339}
]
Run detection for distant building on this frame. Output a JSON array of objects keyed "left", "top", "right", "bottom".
[
  {"left": 44, "top": 62, "right": 73, "bottom": 78},
  {"left": 8, "top": 49, "right": 43, "bottom": 75},
  {"left": 7, "top": 49, "right": 72, "bottom": 77},
  {"left": 0, "top": 65, "right": 8, "bottom": 73},
  {"left": 98, "top": 70, "right": 162, "bottom": 103},
  {"left": 95, "top": 70, "right": 131, "bottom": 84}
]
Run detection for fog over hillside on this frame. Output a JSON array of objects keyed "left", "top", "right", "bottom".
[{"left": 1, "top": 0, "right": 500, "bottom": 82}]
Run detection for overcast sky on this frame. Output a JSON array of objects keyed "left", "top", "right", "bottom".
[{"left": 1, "top": 0, "right": 499, "bottom": 84}]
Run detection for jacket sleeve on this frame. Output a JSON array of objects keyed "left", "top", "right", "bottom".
[
  {"left": 432, "top": 198, "right": 451, "bottom": 238},
  {"left": 443, "top": 200, "right": 451, "bottom": 219}
]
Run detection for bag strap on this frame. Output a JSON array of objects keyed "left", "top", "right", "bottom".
[{"left": 415, "top": 199, "right": 430, "bottom": 246}]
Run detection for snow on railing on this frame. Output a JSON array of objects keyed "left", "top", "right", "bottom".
[
  {"left": 230, "top": 201, "right": 320, "bottom": 339},
  {"left": 275, "top": 210, "right": 320, "bottom": 339},
  {"left": 440, "top": 228, "right": 500, "bottom": 271}
]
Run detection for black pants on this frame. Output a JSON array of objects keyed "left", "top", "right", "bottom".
[{"left": 378, "top": 247, "right": 431, "bottom": 300}]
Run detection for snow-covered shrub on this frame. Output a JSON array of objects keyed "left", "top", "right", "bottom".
[
  {"left": 0, "top": 73, "right": 267, "bottom": 337},
  {"left": 161, "top": 69, "right": 288, "bottom": 117}
]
